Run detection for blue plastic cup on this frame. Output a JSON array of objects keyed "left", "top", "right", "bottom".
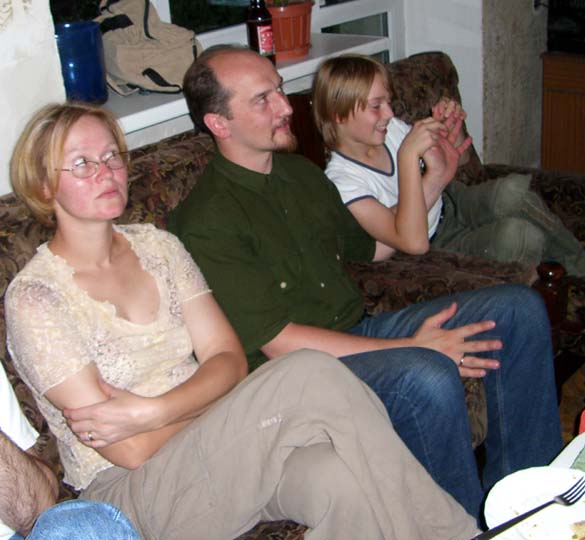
[{"left": 55, "top": 21, "right": 108, "bottom": 104}]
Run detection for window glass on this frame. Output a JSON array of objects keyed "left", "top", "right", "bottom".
[
  {"left": 171, "top": 0, "right": 247, "bottom": 34},
  {"left": 318, "top": 0, "right": 355, "bottom": 5},
  {"left": 322, "top": 12, "right": 387, "bottom": 38},
  {"left": 50, "top": 0, "right": 100, "bottom": 22},
  {"left": 322, "top": 12, "right": 389, "bottom": 62}
]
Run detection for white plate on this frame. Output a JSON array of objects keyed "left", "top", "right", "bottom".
[{"left": 484, "top": 467, "right": 585, "bottom": 540}]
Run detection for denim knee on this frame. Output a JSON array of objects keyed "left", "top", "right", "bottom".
[
  {"left": 487, "top": 283, "right": 548, "bottom": 320},
  {"left": 465, "top": 283, "right": 549, "bottom": 333},
  {"left": 363, "top": 348, "right": 466, "bottom": 419},
  {"left": 28, "top": 499, "right": 139, "bottom": 540},
  {"left": 398, "top": 352, "right": 463, "bottom": 410}
]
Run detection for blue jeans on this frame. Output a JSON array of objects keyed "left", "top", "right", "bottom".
[
  {"left": 11, "top": 499, "right": 139, "bottom": 540},
  {"left": 340, "top": 283, "right": 562, "bottom": 522}
]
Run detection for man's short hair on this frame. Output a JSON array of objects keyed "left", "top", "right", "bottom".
[
  {"left": 312, "top": 54, "right": 390, "bottom": 150},
  {"left": 183, "top": 45, "right": 252, "bottom": 136}
]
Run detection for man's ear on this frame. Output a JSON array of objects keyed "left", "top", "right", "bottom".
[{"left": 203, "top": 113, "right": 230, "bottom": 140}]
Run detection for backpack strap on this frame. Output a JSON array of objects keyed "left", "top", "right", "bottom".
[
  {"left": 143, "top": 0, "right": 154, "bottom": 39},
  {"left": 142, "top": 68, "right": 182, "bottom": 93},
  {"left": 99, "top": 13, "right": 133, "bottom": 34}
]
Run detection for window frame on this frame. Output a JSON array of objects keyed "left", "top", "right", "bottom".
[{"left": 151, "top": 0, "right": 404, "bottom": 59}]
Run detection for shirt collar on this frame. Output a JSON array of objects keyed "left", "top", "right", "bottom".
[{"left": 212, "top": 151, "right": 295, "bottom": 194}]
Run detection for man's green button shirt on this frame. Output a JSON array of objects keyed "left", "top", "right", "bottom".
[{"left": 168, "top": 151, "right": 375, "bottom": 370}]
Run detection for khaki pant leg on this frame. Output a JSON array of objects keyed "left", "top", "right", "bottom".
[
  {"left": 434, "top": 178, "right": 546, "bottom": 264},
  {"left": 262, "top": 442, "right": 383, "bottom": 540},
  {"left": 435, "top": 175, "right": 585, "bottom": 274},
  {"left": 84, "top": 349, "right": 479, "bottom": 540}
]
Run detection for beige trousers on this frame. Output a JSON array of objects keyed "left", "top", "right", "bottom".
[{"left": 83, "top": 350, "right": 479, "bottom": 540}]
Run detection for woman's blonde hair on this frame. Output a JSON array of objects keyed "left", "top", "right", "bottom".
[
  {"left": 312, "top": 54, "right": 390, "bottom": 151},
  {"left": 10, "top": 102, "right": 127, "bottom": 227}
]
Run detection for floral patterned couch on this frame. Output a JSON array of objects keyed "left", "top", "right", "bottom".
[{"left": 0, "top": 51, "right": 583, "bottom": 540}]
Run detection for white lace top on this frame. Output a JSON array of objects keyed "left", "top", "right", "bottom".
[{"left": 5, "top": 224, "right": 211, "bottom": 489}]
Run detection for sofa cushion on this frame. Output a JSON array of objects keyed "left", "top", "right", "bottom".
[{"left": 346, "top": 250, "right": 533, "bottom": 315}]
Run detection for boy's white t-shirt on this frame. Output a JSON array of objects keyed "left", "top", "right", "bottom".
[
  {"left": 325, "top": 116, "right": 443, "bottom": 238},
  {"left": 0, "top": 367, "right": 38, "bottom": 540}
]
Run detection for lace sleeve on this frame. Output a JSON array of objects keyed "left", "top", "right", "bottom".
[
  {"left": 5, "top": 279, "right": 92, "bottom": 397},
  {"left": 161, "top": 230, "right": 211, "bottom": 303}
]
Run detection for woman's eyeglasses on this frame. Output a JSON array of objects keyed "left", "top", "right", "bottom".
[{"left": 56, "top": 151, "right": 130, "bottom": 179}]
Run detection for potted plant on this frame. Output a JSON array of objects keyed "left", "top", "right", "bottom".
[{"left": 267, "top": 0, "right": 313, "bottom": 61}]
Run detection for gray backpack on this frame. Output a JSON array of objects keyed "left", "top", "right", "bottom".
[{"left": 95, "top": 0, "right": 201, "bottom": 95}]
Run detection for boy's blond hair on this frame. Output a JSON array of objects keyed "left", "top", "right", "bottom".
[{"left": 312, "top": 54, "right": 390, "bottom": 150}]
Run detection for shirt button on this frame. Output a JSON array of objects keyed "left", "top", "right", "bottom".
[
  {"left": 320, "top": 282, "right": 325, "bottom": 288},
  {"left": 336, "top": 254, "right": 341, "bottom": 260},
  {"left": 280, "top": 281, "right": 287, "bottom": 289},
  {"left": 334, "top": 315, "right": 339, "bottom": 321}
]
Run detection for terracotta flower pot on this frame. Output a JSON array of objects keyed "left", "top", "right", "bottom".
[{"left": 268, "top": 1, "right": 313, "bottom": 61}]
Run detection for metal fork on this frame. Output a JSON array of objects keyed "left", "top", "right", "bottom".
[{"left": 471, "top": 476, "right": 585, "bottom": 540}]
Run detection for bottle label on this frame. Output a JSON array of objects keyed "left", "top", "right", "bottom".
[{"left": 256, "top": 24, "right": 274, "bottom": 56}]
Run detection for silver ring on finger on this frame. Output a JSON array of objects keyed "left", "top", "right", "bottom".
[
  {"left": 88, "top": 431, "right": 94, "bottom": 442},
  {"left": 459, "top": 356, "right": 465, "bottom": 367}
]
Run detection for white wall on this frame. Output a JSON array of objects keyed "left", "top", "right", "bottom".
[
  {"left": 403, "top": 0, "right": 483, "bottom": 158},
  {"left": 1, "top": 1, "right": 65, "bottom": 196}
]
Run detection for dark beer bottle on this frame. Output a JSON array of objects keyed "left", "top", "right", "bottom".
[{"left": 246, "top": 0, "right": 276, "bottom": 64}]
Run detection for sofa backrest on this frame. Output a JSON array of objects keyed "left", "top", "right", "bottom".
[
  {"left": 386, "top": 51, "right": 487, "bottom": 186},
  {"left": 118, "top": 132, "right": 215, "bottom": 228}
]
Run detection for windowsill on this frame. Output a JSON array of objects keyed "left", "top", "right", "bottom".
[{"left": 105, "top": 32, "right": 390, "bottom": 144}]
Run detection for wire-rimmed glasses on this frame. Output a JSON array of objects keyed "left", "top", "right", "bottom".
[{"left": 56, "top": 151, "right": 130, "bottom": 179}]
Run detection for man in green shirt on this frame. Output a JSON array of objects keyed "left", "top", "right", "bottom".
[
  {"left": 169, "top": 45, "right": 561, "bottom": 522},
  {"left": 169, "top": 136, "right": 373, "bottom": 371}
]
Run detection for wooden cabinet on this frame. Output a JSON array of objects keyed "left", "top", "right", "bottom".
[{"left": 541, "top": 52, "right": 585, "bottom": 173}]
